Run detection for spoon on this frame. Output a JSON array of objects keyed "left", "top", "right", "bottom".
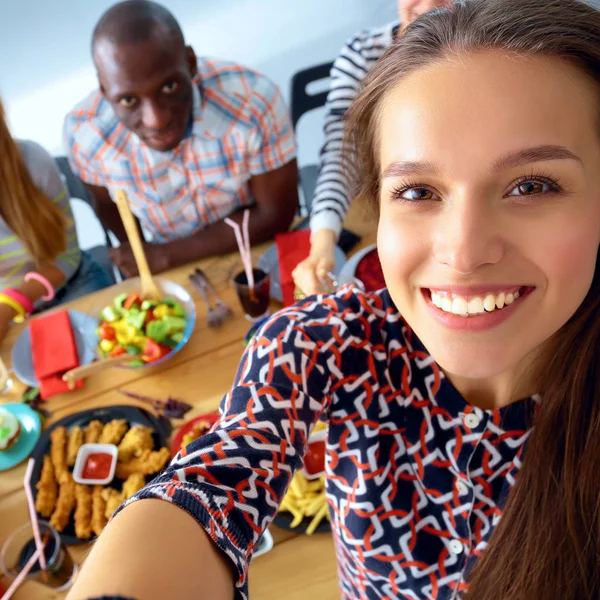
[{"left": 114, "top": 190, "right": 161, "bottom": 301}]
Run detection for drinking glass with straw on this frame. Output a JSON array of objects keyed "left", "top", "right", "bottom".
[{"left": 226, "top": 210, "right": 271, "bottom": 321}]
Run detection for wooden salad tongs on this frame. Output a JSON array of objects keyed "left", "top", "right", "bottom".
[
  {"left": 63, "top": 353, "right": 139, "bottom": 390},
  {"left": 113, "top": 189, "right": 161, "bottom": 301},
  {"left": 63, "top": 189, "right": 162, "bottom": 389}
]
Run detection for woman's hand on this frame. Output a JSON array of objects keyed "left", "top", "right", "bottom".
[{"left": 292, "top": 228, "right": 337, "bottom": 296}]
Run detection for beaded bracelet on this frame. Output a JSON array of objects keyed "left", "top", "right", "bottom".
[
  {"left": 24, "top": 272, "right": 55, "bottom": 302},
  {"left": 0, "top": 294, "right": 27, "bottom": 323},
  {"left": 1, "top": 288, "right": 34, "bottom": 316}
]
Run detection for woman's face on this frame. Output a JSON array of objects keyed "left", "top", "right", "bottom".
[
  {"left": 397, "top": 0, "right": 452, "bottom": 26},
  {"left": 377, "top": 52, "right": 600, "bottom": 381}
]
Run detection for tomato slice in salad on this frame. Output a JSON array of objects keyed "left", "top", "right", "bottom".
[
  {"left": 142, "top": 338, "right": 172, "bottom": 363},
  {"left": 123, "top": 292, "right": 142, "bottom": 311}
]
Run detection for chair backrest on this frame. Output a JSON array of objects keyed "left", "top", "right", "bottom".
[
  {"left": 54, "top": 156, "right": 113, "bottom": 249},
  {"left": 290, "top": 61, "right": 334, "bottom": 131}
]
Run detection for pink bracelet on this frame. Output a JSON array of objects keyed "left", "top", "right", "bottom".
[
  {"left": 1, "top": 288, "right": 34, "bottom": 315},
  {"left": 24, "top": 272, "right": 55, "bottom": 302}
]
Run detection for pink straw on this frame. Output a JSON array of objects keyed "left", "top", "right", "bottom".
[
  {"left": 1, "top": 546, "right": 41, "bottom": 600},
  {"left": 242, "top": 210, "right": 254, "bottom": 289},
  {"left": 23, "top": 459, "right": 47, "bottom": 571},
  {"left": 225, "top": 215, "right": 254, "bottom": 290}
]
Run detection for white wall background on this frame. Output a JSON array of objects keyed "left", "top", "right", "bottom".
[{"left": 0, "top": 0, "right": 397, "bottom": 166}]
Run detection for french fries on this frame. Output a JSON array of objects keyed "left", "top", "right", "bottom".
[{"left": 279, "top": 471, "right": 329, "bottom": 535}]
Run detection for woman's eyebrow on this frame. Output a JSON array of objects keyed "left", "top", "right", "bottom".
[
  {"left": 381, "top": 160, "right": 439, "bottom": 179},
  {"left": 492, "top": 145, "right": 583, "bottom": 171}
]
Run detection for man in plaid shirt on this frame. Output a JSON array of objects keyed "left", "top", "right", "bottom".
[{"left": 64, "top": 0, "right": 298, "bottom": 277}]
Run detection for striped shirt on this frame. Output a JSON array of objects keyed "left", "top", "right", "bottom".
[
  {"left": 122, "top": 286, "right": 533, "bottom": 600},
  {"left": 310, "top": 22, "right": 400, "bottom": 236},
  {"left": 0, "top": 141, "right": 80, "bottom": 288},
  {"left": 64, "top": 58, "right": 296, "bottom": 243}
]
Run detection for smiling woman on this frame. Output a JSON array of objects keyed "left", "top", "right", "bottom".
[{"left": 67, "top": 1, "right": 600, "bottom": 600}]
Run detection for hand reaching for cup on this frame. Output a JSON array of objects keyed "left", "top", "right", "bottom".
[{"left": 292, "top": 228, "right": 337, "bottom": 296}]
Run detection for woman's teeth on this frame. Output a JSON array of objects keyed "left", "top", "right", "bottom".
[{"left": 430, "top": 289, "right": 521, "bottom": 316}]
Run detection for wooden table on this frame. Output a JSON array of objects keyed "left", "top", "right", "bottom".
[{"left": 0, "top": 206, "right": 377, "bottom": 599}]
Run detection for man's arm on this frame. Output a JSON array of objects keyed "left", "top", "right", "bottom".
[
  {"left": 111, "top": 159, "right": 299, "bottom": 277},
  {"left": 167, "top": 159, "right": 298, "bottom": 265}
]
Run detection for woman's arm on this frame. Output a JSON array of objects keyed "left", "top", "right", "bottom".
[
  {"left": 64, "top": 299, "right": 356, "bottom": 599},
  {"left": 67, "top": 500, "right": 234, "bottom": 600}
]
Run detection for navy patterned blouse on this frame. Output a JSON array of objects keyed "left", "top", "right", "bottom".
[{"left": 122, "top": 287, "right": 534, "bottom": 600}]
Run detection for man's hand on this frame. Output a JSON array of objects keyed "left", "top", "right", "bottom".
[{"left": 109, "top": 243, "right": 171, "bottom": 278}]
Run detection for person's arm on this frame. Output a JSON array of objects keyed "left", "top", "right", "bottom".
[
  {"left": 310, "top": 33, "right": 370, "bottom": 238},
  {"left": 66, "top": 300, "right": 351, "bottom": 600},
  {"left": 109, "top": 159, "right": 298, "bottom": 277},
  {"left": 294, "top": 34, "right": 368, "bottom": 295},
  {"left": 67, "top": 499, "right": 234, "bottom": 600}
]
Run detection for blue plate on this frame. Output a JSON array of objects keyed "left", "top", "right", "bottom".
[
  {"left": 11, "top": 310, "right": 98, "bottom": 388},
  {"left": 258, "top": 243, "right": 347, "bottom": 303},
  {"left": 0, "top": 403, "right": 41, "bottom": 471}
]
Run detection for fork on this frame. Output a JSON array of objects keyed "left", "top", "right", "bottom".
[
  {"left": 188, "top": 271, "right": 232, "bottom": 328},
  {"left": 194, "top": 269, "right": 233, "bottom": 321}
]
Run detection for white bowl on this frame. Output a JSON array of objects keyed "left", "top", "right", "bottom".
[{"left": 73, "top": 443, "right": 118, "bottom": 485}]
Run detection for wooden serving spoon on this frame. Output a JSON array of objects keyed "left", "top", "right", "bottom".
[
  {"left": 62, "top": 354, "right": 140, "bottom": 390},
  {"left": 113, "top": 189, "right": 161, "bottom": 301}
]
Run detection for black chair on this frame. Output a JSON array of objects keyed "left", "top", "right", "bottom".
[
  {"left": 289, "top": 61, "right": 334, "bottom": 215},
  {"left": 54, "top": 156, "right": 116, "bottom": 283}
]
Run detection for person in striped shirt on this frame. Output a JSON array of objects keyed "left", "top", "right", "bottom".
[
  {"left": 0, "top": 101, "right": 113, "bottom": 344},
  {"left": 64, "top": 0, "right": 298, "bottom": 278},
  {"left": 293, "top": 0, "right": 452, "bottom": 295}
]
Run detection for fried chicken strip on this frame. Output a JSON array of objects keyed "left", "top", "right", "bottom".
[
  {"left": 115, "top": 447, "right": 170, "bottom": 479},
  {"left": 49, "top": 474, "right": 76, "bottom": 533},
  {"left": 101, "top": 487, "right": 125, "bottom": 521},
  {"left": 117, "top": 426, "right": 154, "bottom": 462},
  {"left": 35, "top": 456, "right": 57, "bottom": 518},
  {"left": 49, "top": 426, "right": 68, "bottom": 483},
  {"left": 99, "top": 419, "right": 128, "bottom": 445},
  {"left": 122, "top": 473, "right": 145, "bottom": 499},
  {"left": 66, "top": 426, "right": 83, "bottom": 467},
  {"left": 84, "top": 420, "right": 104, "bottom": 444},
  {"left": 74, "top": 484, "right": 93, "bottom": 539},
  {"left": 91, "top": 486, "right": 107, "bottom": 536}
]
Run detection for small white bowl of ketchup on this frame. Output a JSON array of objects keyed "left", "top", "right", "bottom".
[{"left": 73, "top": 443, "right": 118, "bottom": 485}]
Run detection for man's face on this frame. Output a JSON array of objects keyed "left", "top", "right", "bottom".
[
  {"left": 398, "top": 0, "right": 452, "bottom": 26},
  {"left": 95, "top": 38, "right": 197, "bottom": 152}
]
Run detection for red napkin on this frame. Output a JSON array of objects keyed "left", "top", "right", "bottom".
[
  {"left": 275, "top": 229, "right": 311, "bottom": 306},
  {"left": 30, "top": 310, "right": 83, "bottom": 399}
]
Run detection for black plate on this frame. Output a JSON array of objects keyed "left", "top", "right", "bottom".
[
  {"left": 272, "top": 510, "right": 331, "bottom": 535},
  {"left": 29, "top": 405, "right": 169, "bottom": 545}
]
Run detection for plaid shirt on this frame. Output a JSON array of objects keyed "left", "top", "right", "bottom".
[{"left": 64, "top": 58, "right": 296, "bottom": 243}]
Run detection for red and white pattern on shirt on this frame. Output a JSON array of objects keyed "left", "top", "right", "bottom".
[{"left": 122, "top": 287, "right": 533, "bottom": 600}]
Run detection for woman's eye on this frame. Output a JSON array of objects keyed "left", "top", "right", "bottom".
[
  {"left": 162, "top": 82, "right": 179, "bottom": 95},
  {"left": 392, "top": 186, "right": 438, "bottom": 202},
  {"left": 119, "top": 96, "right": 137, "bottom": 108},
  {"left": 507, "top": 180, "right": 557, "bottom": 196}
]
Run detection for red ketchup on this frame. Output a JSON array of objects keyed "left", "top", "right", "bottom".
[
  {"left": 304, "top": 440, "right": 325, "bottom": 476},
  {"left": 82, "top": 452, "right": 113, "bottom": 480}
]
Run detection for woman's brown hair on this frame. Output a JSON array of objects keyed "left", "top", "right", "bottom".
[
  {"left": 346, "top": 0, "right": 600, "bottom": 598},
  {"left": 0, "top": 101, "right": 66, "bottom": 264}
]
